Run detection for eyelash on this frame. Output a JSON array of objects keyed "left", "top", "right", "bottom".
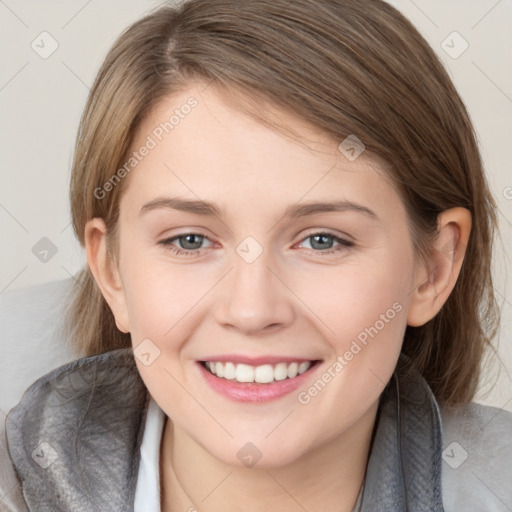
[{"left": 158, "top": 231, "right": 355, "bottom": 257}]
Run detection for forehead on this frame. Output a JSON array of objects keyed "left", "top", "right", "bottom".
[{"left": 121, "top": 83, "right": 402, "bottom": 220}]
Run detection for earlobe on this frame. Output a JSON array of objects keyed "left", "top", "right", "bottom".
[
  {"left": 84, "top": 218, "right": 130, "bottom": 333},
  {"left": 407, "top": 207, "right": 471, "bottom": 327}
]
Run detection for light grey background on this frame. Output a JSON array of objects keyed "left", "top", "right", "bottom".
[{"left": 0, "top": 0, "right": 511, "bottom": 410}]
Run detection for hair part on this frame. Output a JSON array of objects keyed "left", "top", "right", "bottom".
[{"left": 65, "top": 0, "right": 500, "bottom": 406}]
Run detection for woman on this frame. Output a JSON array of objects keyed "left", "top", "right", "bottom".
[{"left": 2, "top": 0, "right": 511, "bottom": 510}]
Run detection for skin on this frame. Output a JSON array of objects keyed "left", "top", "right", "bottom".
[{"left": 85, "top": 82, "right": 471, "bottom": 512}]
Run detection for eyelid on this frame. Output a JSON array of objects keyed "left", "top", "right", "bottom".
[
  {"left": 158, "top": 229, "right": 212, "bottom": 243},
  {"left": 297, "top": 227, "right": 354, "bottom": 244},
  {"left": 159, "top": 231, "right": 214, "bottom": 246},
  {"left": 158, "top": 228, "right": 353, "bottom": 246}
]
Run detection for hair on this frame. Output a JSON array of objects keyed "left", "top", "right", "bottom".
[{"left": 65, "top": 0, "right": 500, "bottom": 406}]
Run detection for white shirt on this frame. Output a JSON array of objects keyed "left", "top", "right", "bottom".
[{"left": 134, "top": 396, "right": 166, "bottom": 512}]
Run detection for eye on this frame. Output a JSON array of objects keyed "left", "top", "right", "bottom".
[
  {"left": 297, "top": 231, "right": 354, "bottom": 255},
  {"left": 158, "top": 233, "right": 213, "bottom": 257},
  {"left": 158, "top": 230, "right": 355, "bottom": 258}
]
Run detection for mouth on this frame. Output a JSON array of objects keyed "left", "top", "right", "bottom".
[
  {"left": 200, "top": 359, "right": 321, "bottom": 384},
  {"left": 197, "top": 358, "right": 323, "bottom": 402}
]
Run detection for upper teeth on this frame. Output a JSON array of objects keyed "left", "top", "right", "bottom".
[{"left": 205, "top": 361, "right": 312, "bottom": 383}]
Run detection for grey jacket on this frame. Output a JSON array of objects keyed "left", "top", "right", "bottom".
[{"left": 1, "top": 349, "right": 511, "bottom": 511}]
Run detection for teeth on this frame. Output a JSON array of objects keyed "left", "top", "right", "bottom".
[
  {"left": 236, "top": 364, "right": 255, "bottom": 382},
  {"left": 274, "top": 363, "right": 289, "bottom": 381},
  {"left": 204, "top": 360, "right": 313, "bottom": 383},
  {"left": 298, "top": 362, "right": 310, "bottom": 375},
  {"left": 224, "top": 362, "right": 236, "bottom": 380},
  {"left": 287, "top": 362, "right": 298, "bottom": 379},
  {"left": 254, "top": 364, "right": 274, "bottom": 383}
]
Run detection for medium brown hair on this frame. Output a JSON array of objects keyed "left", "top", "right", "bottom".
[{"left": 65, "top": 0, "right": 500, "bottom": 405}]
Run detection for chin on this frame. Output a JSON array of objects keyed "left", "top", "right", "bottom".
[{"left": 205, "top": 437, "right": 309, "bottom": 470}]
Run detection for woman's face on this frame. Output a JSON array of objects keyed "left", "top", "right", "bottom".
[{"left": 109, "top": 83, "right": 421, "bottom": 467}]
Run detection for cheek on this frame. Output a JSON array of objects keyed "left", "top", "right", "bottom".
[
  {"left": 119, "top": 246, "right": 209, "bottom": 342},
  {"left": 340, "top": 271, "right": 407, "bottom": 345},
  {"left": 301, "top": 255, "right": 411, "bottom": 346},
  {"left": 301, "top": 251, "right": 413, "bottom": 399}
]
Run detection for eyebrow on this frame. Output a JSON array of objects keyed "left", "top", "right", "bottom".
[{"left": 139, "top": 196, "right": 379, "bottom": 221}]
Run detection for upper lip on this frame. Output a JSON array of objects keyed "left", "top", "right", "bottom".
[{"left": 199, "top": 355, "right": 320, "bottom": 366}]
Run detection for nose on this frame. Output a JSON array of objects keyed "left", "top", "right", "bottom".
[{"left": 214, "top": 249, "right": 295, "bottom": 335}]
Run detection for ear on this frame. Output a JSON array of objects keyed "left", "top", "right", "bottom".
[
  {"left": 407, "top": 207, "right": 472, "bottom": 327},
  {"left": 84, "top": 218, "right": 130, "bottom": 333}
]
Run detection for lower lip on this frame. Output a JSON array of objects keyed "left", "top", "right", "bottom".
[{"left": 197, "top": 361, "right": 321, "bottom": 403}]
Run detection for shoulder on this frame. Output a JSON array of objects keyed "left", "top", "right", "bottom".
[
  {"left": 0, "top": 415, "right": 28, "bottom": 511},
  {"left": 439, "top": 401, "right": 512, "bottom": 512},
  {"left": 3, "top": 348, "right": 147, "bottom": 511}
]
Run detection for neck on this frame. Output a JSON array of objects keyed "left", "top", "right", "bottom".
[{"left": 160, "top": 401, "right": 378, "bottom": 512}]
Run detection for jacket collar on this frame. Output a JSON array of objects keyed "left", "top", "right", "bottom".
[
  {"left": 6, "top": 349, "right": 444, "bottom": 511},
  {"left": 361, "top": 357, "right": 445, "bottom": 510}
]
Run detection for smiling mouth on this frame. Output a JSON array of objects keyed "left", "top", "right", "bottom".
[{"left": 200, "top": 360, "right": 321, "bottom": 384}]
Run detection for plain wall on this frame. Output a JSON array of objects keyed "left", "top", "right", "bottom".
[{"left": 0, "top": 0, "right": 511, "bottom": 410}]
